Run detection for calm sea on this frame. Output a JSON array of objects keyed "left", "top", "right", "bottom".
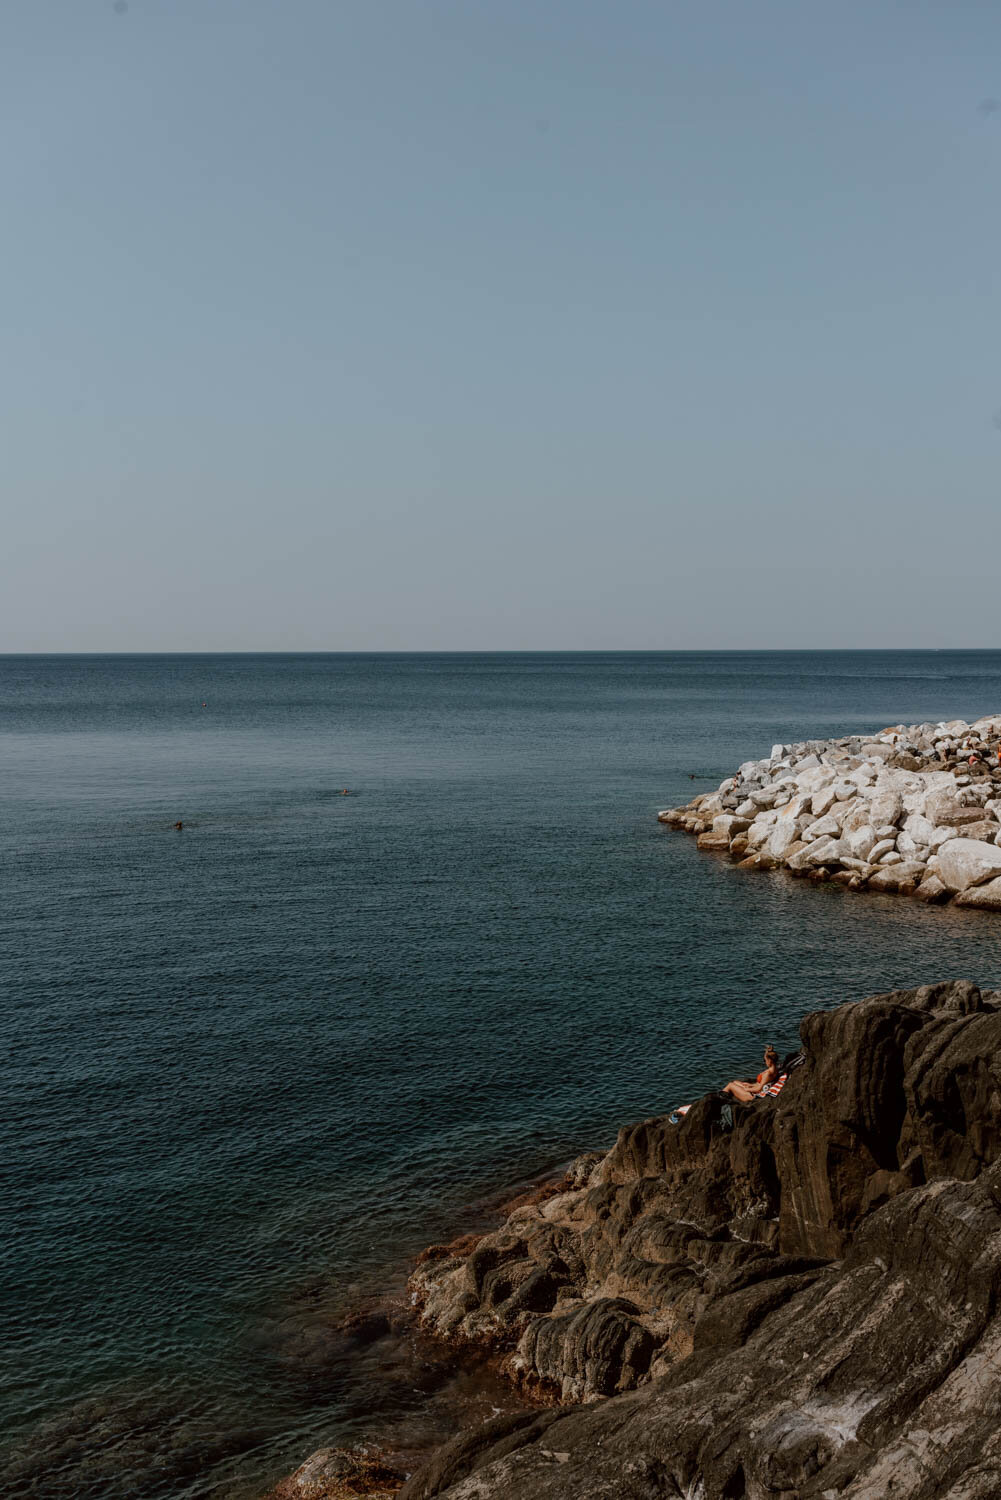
[{"left": 5, "top": 651, "right": 1001, "bottom": 1498}]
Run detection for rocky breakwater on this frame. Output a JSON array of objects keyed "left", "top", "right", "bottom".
[
  {"left": 659, "top": 714, "right": 1001, "bottom": 909},
  {"left": 396, "top": 979, "right": 1001, "bottom": 1499}
]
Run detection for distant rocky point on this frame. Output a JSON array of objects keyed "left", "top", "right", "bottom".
[{"left": 659, "top": 714, "right": 1001, "bottom": 908}]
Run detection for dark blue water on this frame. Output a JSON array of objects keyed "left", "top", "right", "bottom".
[{"left": 5, "top": 652, "right": 1001, "bottom": 1498}]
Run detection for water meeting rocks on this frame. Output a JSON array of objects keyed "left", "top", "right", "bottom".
[
  {"left": 659, "top": 714, "right": 1001, "bottom": 909},
  {"left": 395, "top": 980, "right": 1001, "bottom": 1500}
]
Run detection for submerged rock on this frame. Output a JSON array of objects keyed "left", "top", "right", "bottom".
[
  {"left": 399, "top": 981, "right": 1001, "bottom": 1500},
  {"left": 266, "top": 1447, "right": 406, "bottom": 1499}
]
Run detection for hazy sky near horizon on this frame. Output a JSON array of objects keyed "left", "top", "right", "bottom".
[{"left": 4, "top": 1, "right": 1000, "bottom": 651}]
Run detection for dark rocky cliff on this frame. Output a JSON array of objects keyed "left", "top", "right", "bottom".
[{"left": 398, "top": 980, "right": 1001, "bottom": 1500}]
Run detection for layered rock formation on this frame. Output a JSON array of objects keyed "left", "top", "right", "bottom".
[
  {"left": 659, "top": 715, "right": 1001, "bottom": 909},
  {"left": 397, "top": 979, "right": 1001, "bottom": 1499}
]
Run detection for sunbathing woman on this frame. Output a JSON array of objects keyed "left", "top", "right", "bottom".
[{"left": 722, "top": 1045, "right": 780, "bottom": 1104}]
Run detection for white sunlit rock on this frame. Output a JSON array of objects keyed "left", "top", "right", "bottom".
[
  {"left": 803, "top": 814, "right": 841, "bottom": 842},
  {"left": 811, "top": 785, "right": 839, "bottom": 818},
  {"left": 936, "top": 839, "right": 1001, "bottom": 893}
]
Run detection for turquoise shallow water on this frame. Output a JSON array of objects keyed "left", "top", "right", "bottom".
[{"left": 5, "top": 650, "right": 1001, "bottom": 1498}]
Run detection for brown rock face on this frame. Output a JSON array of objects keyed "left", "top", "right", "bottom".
[{"left": 401, "top": 981, "right": 1001, "bottom": 1500}]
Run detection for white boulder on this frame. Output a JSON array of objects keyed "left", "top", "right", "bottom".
[
  {"left": 802, "top": 814, "right": 841, "bottom": 842},
  {"left": 749, "top": 786, "right": 779, "bottom": 808},
  {"left": 767, "top": 819, "right": 802, "bottom": 859},
  {"left": 795, "top": 765, "right": 832, "bottom": 793},
  {"left": 846, "top": 824, "right": 878, "bottom": 859},
  {"left": 713, "top": 814, "right": 749, "bottom": 837},
  {"left": 869, "top": 788, "right": 903, "bottom": 827},
  {"left": 746, "top": 816, "right": 777, "bottom": 850},
  {"left": 902, "top": 814, "right": 936, "bottom": 846},
  {"left": 841, "top": 801, "right": 874, "bottom": 833},
  {"left": 811, "top": 785, "right": 838, "bottom": 818},
  {"left": 780, "top": 792, "right": 815, "bottom": 821},
  {"left": 955, "top": 875, "right": 1001, "bottom": 909},
  {"left": 936, "top": 838, "right": 1001, "bottom": 893},
  {"left": 787, "top": 837, "right": 843, "bottom": 869}
]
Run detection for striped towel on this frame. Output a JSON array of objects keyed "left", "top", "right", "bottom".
[{"left": 760, "top": 1053, "right": 805, "bottom": 1098}]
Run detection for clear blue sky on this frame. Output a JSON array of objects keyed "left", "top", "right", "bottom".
[{"left": 4, "top": 1, "right": 1000, "bottom": 649}]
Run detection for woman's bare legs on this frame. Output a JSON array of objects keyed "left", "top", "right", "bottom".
[{"left": 722, "top": 1080, "right": 757, "bottom": 1103}]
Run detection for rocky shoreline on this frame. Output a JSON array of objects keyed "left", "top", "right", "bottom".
[
  {"left": 278, "top": 977, "right": 1001, "bottom": 1500},
  {"left": 263, "top": 1177, "right": 572, "bottom": 1500},
  {"left": 658, "top": 713, "right": 1001, "bottom": 908}
]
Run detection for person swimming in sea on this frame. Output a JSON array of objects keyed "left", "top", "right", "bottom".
[{"left": 721, "top": 1045, "right": 780, "bottom": 1104}]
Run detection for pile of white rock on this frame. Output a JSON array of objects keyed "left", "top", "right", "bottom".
[{"left": 659, "top": 714, "right": 1001, "bottom": 910}]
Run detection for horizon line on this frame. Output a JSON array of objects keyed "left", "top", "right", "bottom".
[{"left": 3, "top": 647, "right": 1000, "bottom": 658}]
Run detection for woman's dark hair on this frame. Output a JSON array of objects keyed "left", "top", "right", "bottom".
[{"left": 764, "top": 1045, "right": 778, "bottom": 1063}]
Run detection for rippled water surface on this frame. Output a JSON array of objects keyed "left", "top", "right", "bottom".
[{"left": 5, "top": 651, "right": 1001, "bottom": 1497}]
